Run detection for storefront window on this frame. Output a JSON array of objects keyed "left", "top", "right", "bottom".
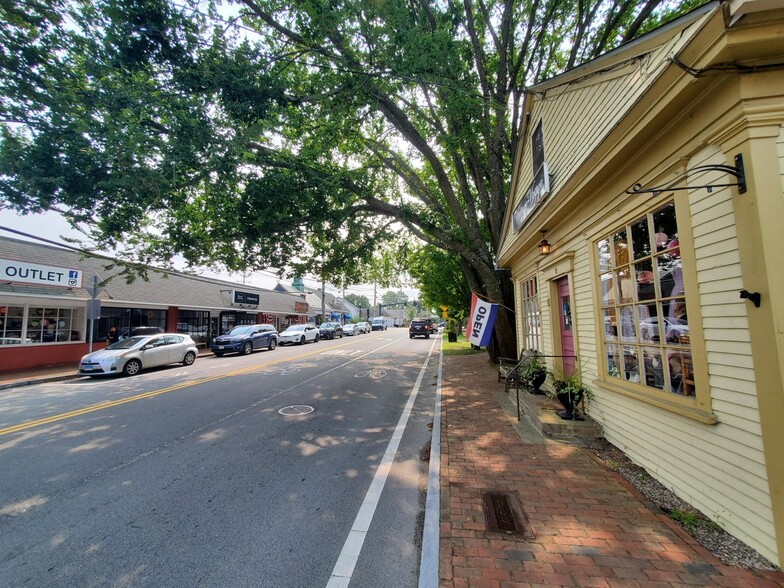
[
  {"left": 0, "top": 305, "right": 84, "bottom": 345},
  {"left": 177, "top": 310, "right": 209, "bottom": 345},
  {"left": 521, "top": 278, "right": 542, "bottom": 352},
  {"left": 93, "top": 307, "right": 166, "bottom": 341},
  {"left": 597, "top": 200, "right": 692, "bottom": 396},
  {"left": 0, "top": 306, "right": 25, "bottom": 345}
]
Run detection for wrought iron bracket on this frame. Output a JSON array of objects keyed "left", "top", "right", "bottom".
[{"left": 626, "top": 154, "right": 746, "bottom": 196}]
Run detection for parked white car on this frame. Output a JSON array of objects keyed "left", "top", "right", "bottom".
[
  {"left": 278, "top": 324, "right": 320, "bottom": 345},
  {"left": 342, "top": 323, "right": 359, "bottom": 336},
  {"left": 79, "top": 334, "right": 198, "bottom": 377},
  {"left": 356, "top": 321, "right": 371, "bottom": 334}
]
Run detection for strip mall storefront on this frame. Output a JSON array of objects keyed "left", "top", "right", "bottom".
[{"left": 0, "top": 237, "right": 310, "bottom": 372}]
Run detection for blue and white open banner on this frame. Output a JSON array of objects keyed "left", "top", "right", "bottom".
[{"left": 467, "top": 293, "right": 498, "bottom": 347}]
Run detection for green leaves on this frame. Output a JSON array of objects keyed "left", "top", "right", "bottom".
[{"left": 1, "top": 0, "right": 697, "bottom": 329}]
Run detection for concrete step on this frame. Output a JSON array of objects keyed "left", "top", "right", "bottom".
[{"left": 508, "top": 386, "right": 603, "bottom": 440}]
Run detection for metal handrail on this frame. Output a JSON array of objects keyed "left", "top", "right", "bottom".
[{"left": 503, "top": 353, "right": 579, "bottom": 421}]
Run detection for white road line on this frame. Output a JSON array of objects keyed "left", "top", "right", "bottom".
[{"left": 326, "top": 337, "right": 439, "bottom": 588}]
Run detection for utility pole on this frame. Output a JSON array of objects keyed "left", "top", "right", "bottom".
[{"left": 321, "top": 277, "right": 326, "bottom": 324}]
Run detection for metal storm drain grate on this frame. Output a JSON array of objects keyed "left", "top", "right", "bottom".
[{"left": 481, "top": 491, "right": 534, "bottom": 539}]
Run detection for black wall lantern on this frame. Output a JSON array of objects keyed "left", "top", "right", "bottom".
[{"left": 538, "top": 230, "right": 551, "bottom": 255}]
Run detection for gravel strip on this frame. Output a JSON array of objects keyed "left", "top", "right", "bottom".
[{"left": 584, "top": 438, "right": 779, "bottom": 571}]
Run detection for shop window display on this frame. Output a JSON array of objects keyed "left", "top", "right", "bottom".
[
  {"left": 0, "top": 305, "right": 83, "bottom": 345},
  {"left": 597, "top": 201, "right": 693, "bottom": 396}
]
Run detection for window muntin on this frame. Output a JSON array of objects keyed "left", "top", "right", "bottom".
[
  {"left": 177, "top": 310, "right": 209, "bottom": 344},
  {"left": 0, "top": 306, "right": 25, "bottom": 345},
  {"left": 521, "top": 277, "right": 542, "bottom": 352},
  {"left": 0, "top": 305, "right": 84, "bottom": 345},
  {"left": 598, "top": 201, "right": 692, "bottom": 396}
]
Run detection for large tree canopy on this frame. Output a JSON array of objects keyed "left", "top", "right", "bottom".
[{"left": 0, "top": 0, "right": 700, "bottom": 358}]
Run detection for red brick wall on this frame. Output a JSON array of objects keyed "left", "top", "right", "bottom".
[{"left": 0, "top": 342, "right": 105, "bottom": 372}]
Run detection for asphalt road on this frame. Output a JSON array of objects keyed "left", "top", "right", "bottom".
[{"left": 0, "top": 329, "right": 441, "bottom": 587}]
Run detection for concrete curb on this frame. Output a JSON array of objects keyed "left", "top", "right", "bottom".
[
  {"left": 0, "top": 373, "right": 81, "bottom": 391},
  {"left": 418, "top": 341, "right": 443, "bottom": 588}
]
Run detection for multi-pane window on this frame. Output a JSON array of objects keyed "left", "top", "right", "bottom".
[
  {"left": 0, "top": 305, "right": 84, "bottom": 345},
  {"left": 93, "top": 307, "right": 167, "bottom": 341},
  {"left": 597, "top": 201, "right": 693, "bottom": 396},
  {"left": 177, "top": 310, "right": 209, "bottom": 344},
  {"left": 521, "top": 277, "right": 543, "bottom": 352},
  {"left": 0, "top": 306, "right": 25, "bottom": 345}
]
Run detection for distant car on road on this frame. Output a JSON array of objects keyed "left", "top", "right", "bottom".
[
  {"left": 211, "top": 324, "right": 278, "bottom": 356},
  {"left": 409, "top": 318, "right": 432, "bottom": 339},
  {"left": 342, "top": 323, "right": 359, "bottom": 336},
  {"left": 356, "top": 321, "right": 371, "bottom": 334},
  {"left": 279, "top": 324, "right": 320, "bottom": 345},
  {"left": 79, "top": 334, "right": 198, "bottom": 377},
  {"left": 319, "top": 322, "right": 343, "bottom": 339}
]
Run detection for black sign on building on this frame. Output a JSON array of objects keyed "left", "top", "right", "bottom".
[{"left": 232, "top": 290, "right": 260, "bottom": 306}]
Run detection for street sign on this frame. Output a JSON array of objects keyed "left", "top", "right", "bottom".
[{"left": 87, "top": 299, "right": 102, "bottom": 320}]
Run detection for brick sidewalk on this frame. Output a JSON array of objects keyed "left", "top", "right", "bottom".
[{"left": 438, "top": 353, "right": 784, "bottom": 587}]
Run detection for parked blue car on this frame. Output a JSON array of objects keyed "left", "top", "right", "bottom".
[{"left": 211, "top": 324, "right": 278, "bottom": 356}]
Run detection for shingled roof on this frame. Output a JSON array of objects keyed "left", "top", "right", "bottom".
[{"left": 0, "top": 236, "right": 309, "bottom": 315}]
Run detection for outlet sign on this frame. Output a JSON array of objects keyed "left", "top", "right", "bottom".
[{"left": 1, "top": 259, "right": 83, "bottom": 288}]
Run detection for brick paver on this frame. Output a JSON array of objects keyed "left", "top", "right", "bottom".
[{"left": 438, "top": 353, "right": 784, "bottom": 587}]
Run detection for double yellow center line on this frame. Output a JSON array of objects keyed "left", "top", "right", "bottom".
[{"left": 0, "top": 339, "right": 365, "bottom": 437}]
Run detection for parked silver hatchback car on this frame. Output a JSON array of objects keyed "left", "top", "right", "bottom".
[{"left": 79, "top": 334, "right": 198, "bottom": 377}]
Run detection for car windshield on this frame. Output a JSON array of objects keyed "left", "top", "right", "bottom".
[
  {"left": 106, "top": 336, "right": 147, "bottom": 350},
  {"left": 286, "top": 325, "right": 305, "bottom": 332},
  {"left": 229, "top": 326, "right": 254, "bottom": 335},
  {"left": 319, "top": 323, "right": 332, "bottom": 328}
]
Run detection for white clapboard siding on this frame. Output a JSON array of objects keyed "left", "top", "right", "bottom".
[
  {"left": 502, "top": 12, "right": 780, "bottom": 562},
  {"left": 576, "top": 145, "right": 776, "bottom": 564}
]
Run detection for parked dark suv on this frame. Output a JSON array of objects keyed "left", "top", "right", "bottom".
[
  {"left": 319, "top": 322, "right": 343, "bottom": 339},
  {"left": 211, "top": 324, "right": 278, "bottom": 356},
  {"left": 409, "top": 318, "right": 432, "bottom": 339}
]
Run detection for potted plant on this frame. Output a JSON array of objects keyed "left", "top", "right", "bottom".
[
  {"left": 547, "top": 369, "right": 593, "bottom": 421},
  {"left": 520, "top": 357, "right": 547, "bottom": 394}
]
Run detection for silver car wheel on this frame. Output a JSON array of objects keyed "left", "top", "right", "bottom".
[{"left": 123, "top": 359, "right": 142, "bottom": 376}]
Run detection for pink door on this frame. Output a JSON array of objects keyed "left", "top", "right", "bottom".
[{"left": 557, "top": 277, "right": 576, "bottom": 376}]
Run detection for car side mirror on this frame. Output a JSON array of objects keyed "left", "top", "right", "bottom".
[{"left": 142, "top": 344, "right": 153, "bottom": 350}]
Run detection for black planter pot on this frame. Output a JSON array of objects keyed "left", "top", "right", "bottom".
[
  {"left": 529, "top": 371, "right": 547, "bottom": 395},
  {"left": 555, "top": 389, "right": 585, "bottom": 421},
  {"left": 447, "top": 332, "right": 458, "bottom": 342}
]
